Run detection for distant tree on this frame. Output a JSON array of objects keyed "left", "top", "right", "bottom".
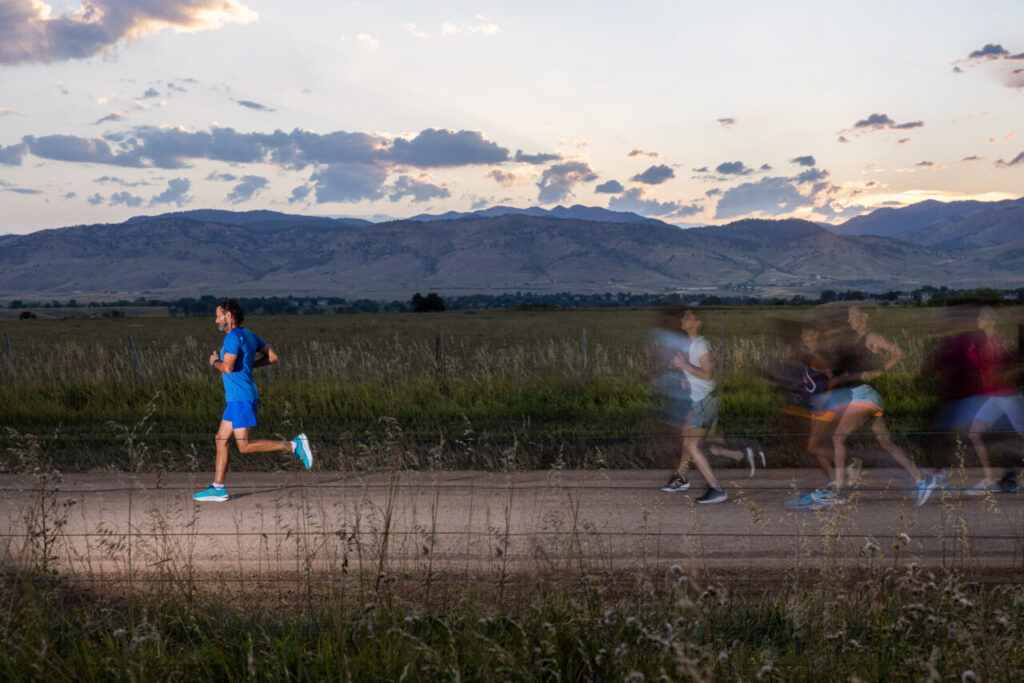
[
  {"left": 18, "top": 311, "right": 36, "bottom": 320},
  {"left": 819, "top": 289, "right": 837, "bottom": 303},
  {"left": 411, "top": 292, "right": 445, "bottom": 312},
  {"left": 9, "top": 300, "right": 22, "bottom": 309}
]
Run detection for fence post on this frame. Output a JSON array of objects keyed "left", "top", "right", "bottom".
[
  {"left": 582, "top": 327, "right": 588, "bottom": 377},
  {"left": 435, "top": 331, "right": 445, "bottom": 379},
  {"left": 128, "top": 335, "right": 146, "bottom": 384},
  {"left": 4, "top": 331, "right": 15, "bottom": 386}
]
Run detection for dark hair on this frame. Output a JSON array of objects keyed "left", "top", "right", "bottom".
[{"left": 218, "top": 299, "right": 245, "bottom": 325}]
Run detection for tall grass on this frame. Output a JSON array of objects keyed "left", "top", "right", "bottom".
[{"left": 1, "top": 306, "right": 1020, "bottom": 471}]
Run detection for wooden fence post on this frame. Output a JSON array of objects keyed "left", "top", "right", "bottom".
[
  {"left": 128, "top": 335, "right": 146, "bottom": 384},
  {"left": 582, "top": 327, "right": 588, "bottom": 377},
  {"left": 4, "top": 332, "right": 15, "bottom": 386},
  {"left": 435, "top": 331, "right": 445, "bottom": 379}
]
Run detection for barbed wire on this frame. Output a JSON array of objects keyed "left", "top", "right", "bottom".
[{"left": 2, "top": 428, "right": 1021, "bottom": 443}]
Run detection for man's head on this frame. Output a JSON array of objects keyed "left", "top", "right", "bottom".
[{"left": 216, "top": 299, "right": 245, "bottom": 331}]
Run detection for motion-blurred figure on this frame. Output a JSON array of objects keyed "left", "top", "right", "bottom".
[
  {"left": 820, "top": 305, "right": 941, "bottom": 504},
  {"left": 964, "top": 306, "right": 1023, "bottom": 493},
  {"left": 656, "top": 308, "right": 761, "bottom": 504}
]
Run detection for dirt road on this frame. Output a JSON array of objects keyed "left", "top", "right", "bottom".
[{"left": 2, "top": 468, "right": 1021, "bottom": 582}]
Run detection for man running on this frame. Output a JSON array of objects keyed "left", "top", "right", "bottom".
[{"left": 193, "top": 299, "right": 313, "bottom": 502}]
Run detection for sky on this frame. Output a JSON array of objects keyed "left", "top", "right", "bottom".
[{"left": 1, "top": 0, "right": 1023, "bottom": 235}]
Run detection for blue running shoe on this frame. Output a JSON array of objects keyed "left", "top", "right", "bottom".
[
  {"left": 193, "top": 485, "right": 229, "bottom": 502},
  {"left": 915, "top": 473, "right": 943, "bottom": 506},
  {"left": 292, "top": 433, "right": 313, "bottom": 470}
]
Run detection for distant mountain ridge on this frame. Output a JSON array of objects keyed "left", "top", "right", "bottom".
[
  {"left": 832, "top": 197, "right": 1024, "bottom": 250},
  {"left": 407, "top": 204, "right": 669, "bottom": 227},
  {"left": 0, "top": 203, "right": 1020, "bottom": 299},
  {"left": 126, "top": 209, "right": 372, "bottom": 233}
]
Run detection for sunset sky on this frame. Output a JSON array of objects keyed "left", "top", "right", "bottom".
[{"left": 1, "top": 0, "right": 1023, "bottom": 234}]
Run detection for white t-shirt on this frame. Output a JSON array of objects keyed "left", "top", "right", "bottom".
[{"left": 684, "top": 336, "right": 715, "bottom": 402}]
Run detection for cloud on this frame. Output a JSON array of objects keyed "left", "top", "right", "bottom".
[
  {"left": 205, "top": 172, "right": 237, "bottom": 182},
  {"left": 94, "top": 175, "right": 151, "bottom": 187},
  {"left": 2, "top": 186, "right": 41, "bottom": 195},
  {"left": 843, "top": 113, "right": 924, "bottom": 138},
  {"left": 960, "top": 43, "right": 1024, "bottom": 63},
  {"left": 962, "top": 155, "right": 984, "bottom": 162},
  {"left": 717, "top": 118, "right": 736, "bottom": 127},
  {"left": 630, "top": 164, "right": 675, "bottom": 185},
  {"left": 110, "top": 191, "right": 143, "bottom": 208},
  {"left": 705, "top": 188, "right": 721, "bottom": 197},
  {"left": 141, "top": 88, "right": 160, "bottom": 99},
  {"left": 225, "top": 176, "right": 266, "bottom": 204},
  {"left": 713, "top": 176, "right": 819, "bottom": 220},
  {"left": 387, "top": 175, "right": 450, "bottom": 202},
  {"left": 87, "top": 193, "right": 104, "bottom": 205},
  {"left": 668, "top": 203, "right": 703, "bottom": 219},
  {"left": 537, "top": 161, "right": 598, "bottom": 203},
  {"left": 22, "top": 134, "right": 145, "bottom": 166},
  {"left": 150, "top": 178, "right": 192, "bottom": 207},
  {"left": 514, "top": 149, "right": 561, "bottom": 164},
  {"left": 390, "top": 128, "right": 509, "bottom": 167},
  {"left": 311, "top": 163, "right": 388, "bottom": 202},
  {"left": 289, "top": 185, "right": 312, "bottom": 204},
  {"left": 594, "top": 179, "right": 624, "bottom": 194},
  {"left": 996, "top": 151, "right": 1024, "bottom": 168},
  {"left": 607, "top": 187, "right": 682, "bottom": 217},
  {"left": 0, "top": 143, "right": 28, "bottom": 165},
  {"left": 357, "top": 33, "right": 379, "bottom": 50},
  {"left": 93, "top": 112, "right": 125, "bottom": 125},
  {"left": 0, "top": 0, "right": 258, "bottom": 65},
  {"left": 715, "top": 161, "right": 755, "bottom": 176},
  {"left": 790, "top": 155, "right": 816, "bottom": 167},
  {"left": 401, "top": 23, "right": 428, "bottom": 38},
  {"left": 236, "top": 99, "right": 275, "bottom": 112},
  {"left": 440, "top": 16, "right": 501, "bottom": 37},
  {"left": 14, "top": 125, "right": 510, "bottom": 171},
  {"left": 486, "top": 168, "right": 527, "bottom": 185},
  {"left": 795, "top": 168, "right": 829, "bottom": 184},
  {"left": 627, "top": 148, "right": 659, "bottom": 159}
]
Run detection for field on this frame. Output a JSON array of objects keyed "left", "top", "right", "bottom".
[
  {"left": 4, "top": 304, "right": 1011, "bottom": 472},
  {"left": 3, "top": 305, "right": 1024, "bottom": 680}
]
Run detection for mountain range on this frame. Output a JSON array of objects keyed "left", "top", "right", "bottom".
[{"left": 0, "top": 200, "right": 1021, "bottom": 300}]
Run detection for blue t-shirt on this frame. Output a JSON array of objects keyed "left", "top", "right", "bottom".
[{"left": 219, "top": 327, "right": 266, "bottom": 403}]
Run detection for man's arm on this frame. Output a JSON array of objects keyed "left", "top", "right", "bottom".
[
  {"left": 253, "top": 345, "right": 278, "bottom": 369},
  {"left": 210, "top": 352, "right": 237, "bottom": 374}
]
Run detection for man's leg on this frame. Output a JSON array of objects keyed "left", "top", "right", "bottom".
[
  {"left": 684, "top": 427, "right": 720, "bottom": 489},
  {"left": 832, "top": 406, "right": 869, "bottom": 490},
  {"left": 214, "top": 419, "right": 234, "bottom": 486},
  {"left": 232, "top": 427, "right": 294, "bottom": 458}
]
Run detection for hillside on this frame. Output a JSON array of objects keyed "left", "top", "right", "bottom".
[{"left": 0, "top": 210, "right": 1020, "bottom": 299}]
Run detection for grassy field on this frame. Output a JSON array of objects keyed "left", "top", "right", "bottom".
[{"left": 1, "top": 305, "right": 1020, "bottom": 472}]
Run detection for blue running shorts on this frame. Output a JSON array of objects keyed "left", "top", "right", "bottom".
[{"left": 222, "top": 401, "right": 258, "bottom": 429}]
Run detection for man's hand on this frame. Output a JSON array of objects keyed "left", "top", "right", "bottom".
[{"left": 209, "top": 352, "right": 219, "bottom": 366}]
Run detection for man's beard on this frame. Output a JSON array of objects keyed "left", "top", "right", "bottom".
[{"left": 217, "top": 322, "right": 226, "bottom": 332}]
